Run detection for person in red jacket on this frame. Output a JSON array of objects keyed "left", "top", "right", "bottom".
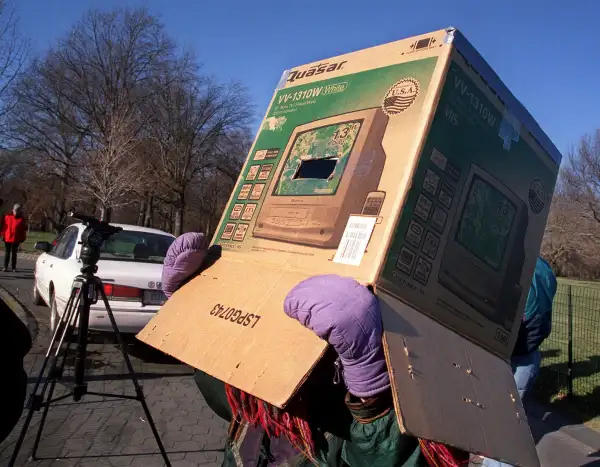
[{"left": 1, "top": 204, "right": 27, "bottom": 272}]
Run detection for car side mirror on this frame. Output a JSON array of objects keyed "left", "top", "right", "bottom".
[{"left": 34, "top": 241, "right": 52, "bottom": 253}]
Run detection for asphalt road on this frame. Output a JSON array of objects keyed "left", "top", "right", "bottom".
[
  {"left": 0, "top": 259, "right": 228, "bottom": 467},
  {"left": 1, "top": 259, "right": 599, "bottom": 467}
]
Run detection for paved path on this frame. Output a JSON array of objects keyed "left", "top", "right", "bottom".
[
  {"left": 0, "top": 261, "right": 228, "bottom": 466},
  {"left": 1, "top": 260, "right": 599, "bottom": 466}
]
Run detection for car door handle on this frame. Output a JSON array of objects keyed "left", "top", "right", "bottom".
[{"left": 49, "top": 264, "right": 53, "bottom": 268}]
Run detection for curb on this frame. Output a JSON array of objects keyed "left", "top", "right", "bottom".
[{"left": 0, "top": 285, "right": 38, "bottom": 341}]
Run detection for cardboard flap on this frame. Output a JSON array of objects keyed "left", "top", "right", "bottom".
[
  {"left": 137, "top": 258, "right": 327, "bottom": 408},
  {"left": 380, "top": 291, "right": 540, "bottom": 467}
]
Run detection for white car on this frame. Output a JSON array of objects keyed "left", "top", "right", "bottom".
[{"left": 33, "top": 223, "right": 175, "bottom": 334}]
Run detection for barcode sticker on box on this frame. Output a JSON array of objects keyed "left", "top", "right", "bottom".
[{"left": 333, "top": 215, "right": 377, "bottom": 266}]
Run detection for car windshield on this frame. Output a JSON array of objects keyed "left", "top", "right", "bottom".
[{"left": 99, "top": 230, "right": 174, "bottom": 264}]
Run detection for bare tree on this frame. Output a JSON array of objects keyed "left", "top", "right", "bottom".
[
  {"left": 144, "top": 58, "right": 253, "bottom": 235},
  {"left": 541, "top": 138, "right": 600, "bottom": 278},
  {"left": 562, "top": 130, "right": 600, "bottom": 222},
  {"left": 7, "top": 57, "right": 86, "bottom": 229},
  {"left": 0, "top": 149, "right": 62, "bottom": 230},
  {"left": 0, "top": 148, "right": 19, "bottom": 184},
  {"left": 6, "top": 6, "right": 254, "bottom": 235},
  {"left": 75, "top": 111, "right": 149, "bottom": 220},
  {"left": 187, "top": 129, "right": 251, "bottom": 236},
  {"left": 46, "top": 7, "right": 174, "bottom": 221},
  {"left": 0, "top": 0, "right": 28, "bottom": 121}
]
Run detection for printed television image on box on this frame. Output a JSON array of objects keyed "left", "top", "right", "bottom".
[
  {"left": 438, "top": 164, "right": 528, "bottom": 331},
  {"left": 253, "top": 108, "right": 389, "bottom": 248}
]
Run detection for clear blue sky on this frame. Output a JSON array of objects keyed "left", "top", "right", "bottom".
[{"left": 14, "top": 0, "right": 600, "bottom": 161}]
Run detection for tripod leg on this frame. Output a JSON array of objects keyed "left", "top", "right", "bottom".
[
  {"left": 30, "top": 294, "right": 81, "bottom": 460},
  {"left": 48, "top": 287, "right": 78, "bottom": 353},
  {"left": 56, "top": 290, "right": 82, "bottom": 351},
  {"left": 8, "top": 289, "right": 80, "bottom": 467},
  {"left": 73, "top": 282, "right": 92, "bottom": 401},
  {"left": 98, "top": 288, "right": 171, "bottom": 467}
]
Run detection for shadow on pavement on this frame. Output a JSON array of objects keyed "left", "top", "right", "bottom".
[
  {"left": 0, "top": 267, "right": 35, "bottom": 279},
  {"left": 32, "top": 447, "right": 225, "bottom": 461},
  {"left": 531, "top": 348, "right": 600, "bottom": 452},
  {"left": 26, "top": 369, "right": 195, "bottom": 385},
  {"left": 89, "top": 332, "right": 185, "bottom": 365}
]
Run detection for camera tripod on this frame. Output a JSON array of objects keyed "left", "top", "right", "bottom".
[{"left": 9, "top": 214, "right": 170, "bottom": 466}]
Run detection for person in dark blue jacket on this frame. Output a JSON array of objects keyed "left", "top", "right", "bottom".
[
  {"left": 510, "top": 255, "right": 557, "bottom": 399},
  {"left": 482, "top": 256, "right": 557, "bottom": 467}
]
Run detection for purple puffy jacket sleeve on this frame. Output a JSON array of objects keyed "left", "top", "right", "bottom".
[
  {"left": 283, "top": 274, "right": 390, "bottom": 398},
  {"left": 161, "top": 233, "right": 208, "bottom": 298}
]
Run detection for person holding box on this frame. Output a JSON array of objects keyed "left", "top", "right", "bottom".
[
  {"left": 481, "top": 256, "right": 557, "bottom": 467},
  {"left": 161, "top": 233, "right": 469, "bottom": 467}
]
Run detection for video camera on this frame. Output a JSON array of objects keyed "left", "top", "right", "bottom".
[{"left": 69, "top": 212, "right": 122, "bottom": 268}]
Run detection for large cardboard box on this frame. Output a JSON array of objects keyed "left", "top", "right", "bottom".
[{"left": 138, "top": 27, "right": 561, "bottom": 466}]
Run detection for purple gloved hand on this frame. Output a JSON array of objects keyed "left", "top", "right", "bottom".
[
  {"left": 161, "top": 233, "right": 208, "bottom": 298},
  {"left": 283, "top": 274, "right": 390, "bottom": 398}
]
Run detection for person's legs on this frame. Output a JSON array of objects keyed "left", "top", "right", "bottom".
[
  {"left": 481, "top": 350, "right": 542, "bottom": 467},
  {"left": 3, "top": 242, "right": 11, "bottom": 271},
  {"left": 511, "top": 349, "right": 542, "bottom": 401},
  {"left": 10, "top": 242, "right": 18, "bottom": 271},
  {"left": 481, "top": 457, "right": 510, "bottom": 467}
]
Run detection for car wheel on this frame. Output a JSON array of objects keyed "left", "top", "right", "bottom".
[
  {"left": 33, "top": 280, "right": 45, "bottom": 306},
  {"left": 49, "top": 293, "right": 59, "bottom": 333}
]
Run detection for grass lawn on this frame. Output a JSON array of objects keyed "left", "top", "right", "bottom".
[
  {"left": 536, "top": 278, "right": 600, "bottom": 429},
  {"left": 0, "top": 231, "right": 56, "bottom": 254}
]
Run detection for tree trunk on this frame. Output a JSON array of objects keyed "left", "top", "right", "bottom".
[
  {"left": 161, "top": 205, "right": 172, "bottom": 232},
  {"left": 100, "top": 206, "right": 112, "bottom": 222},
  {"left": 143, "top": 195, "right": 153, "bottom": 227},
  {"left": 53, "top": 175, "right": 67, "bottom": 231},
  {"left": 173, "top": 206, "right": 183, "bottom": 236},
  {"left": 172, "top": 189, "right": 186, "bottom": 236},
  {"left": 137, "top": 197, "right": 147, "bottom": 226}
]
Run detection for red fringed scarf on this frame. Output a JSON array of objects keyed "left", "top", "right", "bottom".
[
  {"left": 419, "top": 439, "right": 471, "bottom": 467},
  {"left": 224, "top": 384, "right": 469, "bottom": 466},
  {"left": 225, "top": 384, "right": 316, "bottom": 461}
]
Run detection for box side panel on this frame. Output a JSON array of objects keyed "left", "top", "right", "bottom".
[
  {"left": 378, "top": 50, "right": 559, "bottom": 359},
  {"left": 380, "top": 291, "right": 540, "bottom": 467},
  {"left": 450, "top": 29, "right": 562, "bottom": 166}
]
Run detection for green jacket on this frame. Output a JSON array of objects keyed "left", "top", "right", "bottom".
[{"left": 194, "top": 369, "right": 427, "bottom": 467}]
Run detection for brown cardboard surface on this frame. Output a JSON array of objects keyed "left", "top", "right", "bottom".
[
  {"left": 139, "top": 31, "right": 451, "bottom": 406},
  {"left": 376, "top": 49, "right": 559, "bottom": 360},
  {"left": 137, "top": 258, "right": 327, "bottom": 408},
  {"left": 138, "top": 26, "right": 560, "bottom": 464},
  {"left": 380, "top": 291, "right": 539, "bottom": 467}
]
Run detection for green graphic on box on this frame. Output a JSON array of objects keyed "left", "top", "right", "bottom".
[
  {"left": 274, "top": 121, "right": 361, "bottom": 196},
  {"left": 215, "top": 56, "right": 439, "bottom": 244},
  {"left": 380, "top": 59, "right": 557, "bottom": 347}
]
